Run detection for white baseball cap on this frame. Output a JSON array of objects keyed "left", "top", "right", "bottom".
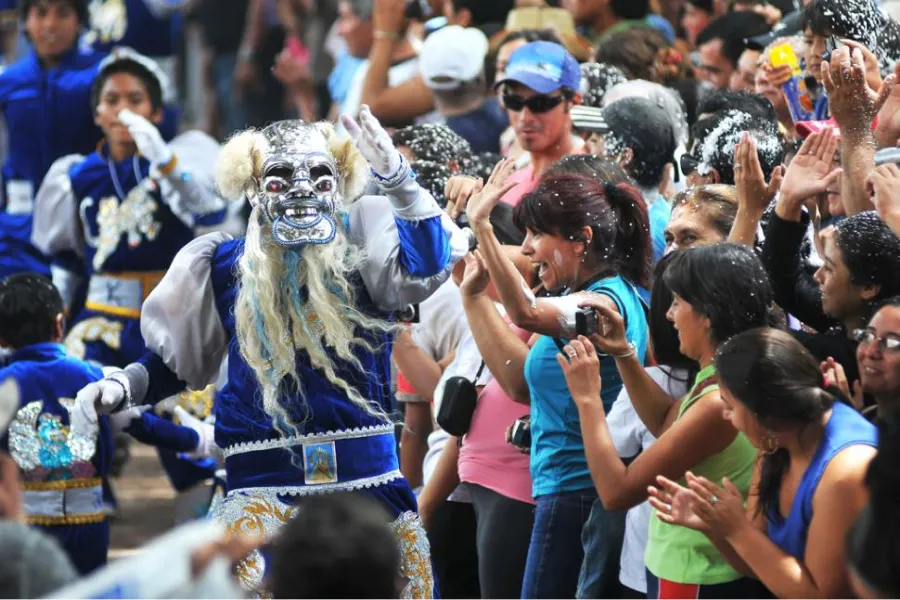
[{"left": 420, "top": 26, "right": 489, "bottom": 91}]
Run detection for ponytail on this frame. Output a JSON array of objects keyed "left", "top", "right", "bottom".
[
  {"left": 514, "top": 174, "right": 651, "bottom": 288},
  {"left": 603, "top": 182, "right": 652, "bottom": 289}
]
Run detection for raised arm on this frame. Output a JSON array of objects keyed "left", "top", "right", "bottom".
[
  {"left": 343, "top": 108, "right": 468, "bottom": 310},
  {"left": 459, "top": 252, "right": 532, "bottom": 405},
  {"left": 728, "top": 133, "right": 783, "bottom": 247},
  {"left": 559, "top": 337, "right": 740, "bottom": 511},
  {"left": 580, "top": 300, "right": 679, "bottom": 436},
  {"left": 359, "top": 0, "right": 434, "bottom": 125},
  {"left": 119, "top": 112, "right": 226, "bottom": 226},
  {"left": 822, "top": 46, "right": 887, "bottom": 215},
  {"left": 466, "top": 159, "right": 619, "bottom": 338}
]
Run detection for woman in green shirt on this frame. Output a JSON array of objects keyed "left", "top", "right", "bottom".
[{"left": 558, "top": 244, "right": 772, "bottom": 599}]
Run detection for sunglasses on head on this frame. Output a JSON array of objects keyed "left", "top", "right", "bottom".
[
  {"left": 502, "top": 92, "right": 568, "bottom": 114},
  {"left": 680, "top": 153, "right": 701, "bottom": 175}
]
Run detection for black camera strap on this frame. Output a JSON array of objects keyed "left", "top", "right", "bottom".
[{"left": 472, "top": 360, "right": 486, "bottom": 384}]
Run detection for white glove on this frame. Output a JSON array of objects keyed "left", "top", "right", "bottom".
[
  {"left": 174, "top": 406, "right": 220, "bottom": 461},
  {"left": 119, "top": 108, "right": 174, "bottom": 167},
  {"left": 71, "top": 377, "right": 129, "bottom": 439},
  {"left": 340, "top": 105, "right": 403, "bottom": 182},
  {"left": 109, "top": 405, "right": 151, "bottom": 437}
]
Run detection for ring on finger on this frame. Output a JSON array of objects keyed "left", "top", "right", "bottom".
[
  {"left": 567, "top": 350, "right": 577, "bottom": 358},
  {"left": 710, "top": 495, "right": 719, "bottom": 505},
  {"left": 734, "top": 163, "right": 742, "bottom": 169}
]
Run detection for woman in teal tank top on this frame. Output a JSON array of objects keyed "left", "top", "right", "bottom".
[
  {"left": 462, "top": 161, "right": 652, "bottom": 597},
  {"left": 650, "top": 328, "right": 877, "bottom": 598},
  {"left": 559, "top": 244, "right": 773, "bottom": 599}
]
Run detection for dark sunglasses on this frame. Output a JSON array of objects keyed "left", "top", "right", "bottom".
[
  {"left": 502, "top": 92, "right": 567, "bottom": 114},
  {"left": 680, "top": 153, "right": 701, "bottom": 175}
]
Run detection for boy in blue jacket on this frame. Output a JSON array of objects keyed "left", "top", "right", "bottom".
[
  {"left": 0, "top": 273, "right": 204, "bottom": 573},
  {"left": 0, "top": 0, "right": 105, "bottom": 278}
]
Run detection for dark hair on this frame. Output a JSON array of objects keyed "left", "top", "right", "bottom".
[
  {"left": 21, "top": 0, "right": 88, "bottom": 25},
  {"left": 715, "top": 328, "right": 842, "bottom": 520},
  {"left": 90, "top": 59, "right": 164, "bottom": 113},
  {"left": 697, "top": 89, "right": 779, "bottom": 124},
  {"left": 848, "top": 413, "right": 900, "bottom": 597},
  {"left": 696, "top": 11, "right": 771, "bottom": 68},
  {"left": 514, "top": 174, "right": 652, "bottom": 288},
  {"left": 799, "top": 0, "right": 884, "bottom": 45},
  {"left": 610, "top": 0, "right": 650, "bottom": 21},
  {"left": 0, "top": 274, "right": 63, "bottom": 348},
  {"left": 874, "top": 295, "right": 900, "bottom": 316},
  {"left": 690, "top": 109, "right": 784, "bottom": 184},
  {"left": 452, "top": 0, "right": 515, "bottom": 26},
  {"left": 651, "top": 254, "right": 700, "bottom": 382},
  {"left": 834, "top": 212, "right": 900, "bottom": 319},
  {"left": 544, "top": 154, "right": 632, "bottom": 184},
  {"left": 664, "top": 243, "right": 773, "bottom": 344},
  {"left": 490, "top": 29, "right": 565, "bottom": 85},
  {"left": 672, "top": 185, "right": 739, "bottom": 239},
  {"left": 391, "top": 124, "right": 475, "bottom": 206},
  {"left": 595, "top": 27, "right": 679, "bottom": 83},
  {"left": 268, "top": 493, "right": 401, "bottom": 599}
]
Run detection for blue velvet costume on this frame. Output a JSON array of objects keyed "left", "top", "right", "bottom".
[
  {"left": 0, "top": 45, "right": 104, "bottom": 278},
  {"left": 32, "top": 131, "right": 226, "bottom": 493},
  {"left": 127, "top": 140, "right": 467, "bottom": 595},
  {"left": 1, "top": 343, "right": 112, "bottom": 574},
  {"left": 86, "top": 0, "right": 181, "bottom": 58}
]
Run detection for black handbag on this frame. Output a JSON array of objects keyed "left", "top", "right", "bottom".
[{"left": 436, "top": 361, "right": 486, "bottom": 437}]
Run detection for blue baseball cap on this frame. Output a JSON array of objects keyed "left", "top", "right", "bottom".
[{"left": 495, "top": 41, "right": 581, "bottom": 95}]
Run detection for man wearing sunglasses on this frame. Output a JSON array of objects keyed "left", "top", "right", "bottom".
[{"left": 492, "top": 41, "right": 584, "bottom": 207}]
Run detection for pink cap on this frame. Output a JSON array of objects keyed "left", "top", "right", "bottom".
[
  {"left": 795, "top": 118, "right": 840, "bottom": 139},
  {"left": 795, "top": 116, "right": 880, "bottom": 139}
]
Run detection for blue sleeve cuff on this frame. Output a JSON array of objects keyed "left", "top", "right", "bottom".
[
  {"left": 394, "top": 214, "right": 451, "bottom": 278},
  {"left": 138, "top": 351, "right": 188, "bottom": 406}
]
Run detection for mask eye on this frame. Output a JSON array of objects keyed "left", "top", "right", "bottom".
[
  {"left": 315, "top": 179, "right": 334, "bottom": 193},
  {"left": 265, "top": 179, "right": 287, "bottom": 194}
]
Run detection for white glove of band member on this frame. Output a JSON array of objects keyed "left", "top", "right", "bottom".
[
  {"left": 109, "top": 405, "right": 151, "bottom": 436},
  {"left": 71, "top": 377, "right": 129, "bottom": 439},
  {"left": 340, "top": 105, "right": 403, "bottom": 181},
  {"left": 174, "top": 406, "right": 220, "bottom": 461},
  {"left": 119, "top": 108, "right": 174, "bottom": 168}
]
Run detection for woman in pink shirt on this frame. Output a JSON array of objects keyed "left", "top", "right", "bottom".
[{"left": 418, "top": 256, "right": 538, "bottom": 600}]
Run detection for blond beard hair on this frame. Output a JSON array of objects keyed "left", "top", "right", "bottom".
[{"left": 234, "top": 208, "right": 393, "bottom": 433}]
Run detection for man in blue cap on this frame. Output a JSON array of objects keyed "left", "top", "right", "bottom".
[{"left": 493, "top": 40, "right": 584, "bottom": 206}]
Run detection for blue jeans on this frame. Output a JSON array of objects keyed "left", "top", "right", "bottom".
[
  {"left": 212, "top": 54, "right": 249, "bottom": 139},
  {"left": 576, "top": 497, "right": 628, "bottom": 599},
  {"left": 522, "top": 488, "right": 597, "bottom": 599}
]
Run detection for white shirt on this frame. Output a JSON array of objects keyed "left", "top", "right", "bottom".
[{"left": 607, "top": 365, "right": 691, "bottom": 594}]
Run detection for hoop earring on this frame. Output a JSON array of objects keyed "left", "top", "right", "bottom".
[{"left": 762, "top": 431, "right": 779, "bottom": 455}]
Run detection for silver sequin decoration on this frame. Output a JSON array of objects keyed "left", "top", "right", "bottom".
[{"left": 9, "top": 400, "right": 97, "bottom": 478}]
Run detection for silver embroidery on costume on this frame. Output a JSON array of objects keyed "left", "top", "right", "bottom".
[
  {"left": 212, "top": 490, "right": 433, "bottom": 598},
  {"left": 392, "top": 511, "right": 435, "bottom": 599},
  {"left": 81, "top": 180, "right": 162, "bottom": 272},
  {"left": 9, "top": 401, "right": 97, "bottom": 479}
]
